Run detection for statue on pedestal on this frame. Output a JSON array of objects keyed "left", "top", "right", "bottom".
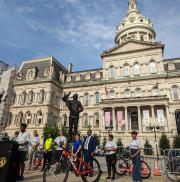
[{"left": 62, "top": 92, "right": 83, "bottom": 140}]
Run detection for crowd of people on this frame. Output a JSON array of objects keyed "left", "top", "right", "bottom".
[{"left": 8, "top": 123, "right": 142, "bottom": 182}]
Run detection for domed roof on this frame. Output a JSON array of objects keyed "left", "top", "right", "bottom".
[{"left": 115, "top": 0, "right": 156, "bottom": 44}]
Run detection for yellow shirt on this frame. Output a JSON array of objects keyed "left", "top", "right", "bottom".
[{"left": 44, "top": 138, "right": 53, "bottom": 151}]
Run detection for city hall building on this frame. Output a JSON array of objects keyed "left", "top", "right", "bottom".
[{"left": 5, "top": 0, "right": 180, "bottom": 146}]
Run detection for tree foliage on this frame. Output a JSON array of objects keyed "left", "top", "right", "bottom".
[
  {"left": 159, "top": 133, "right": 170, "bottom": 155},
  {"left": 144, "top": 139, "right": 153, "bottom": 155},
  {"left": 173, "top": 135, "right": 180, "bottom": 148}
]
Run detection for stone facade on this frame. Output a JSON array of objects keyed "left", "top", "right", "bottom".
[
  {"left": 0, "top": 67, "right": 16, "bottom": 132},
  {"left": 5, "top": 0, "right": 180, "bottom": 146}
]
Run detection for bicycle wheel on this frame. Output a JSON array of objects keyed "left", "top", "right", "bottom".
[
  {"left": 81, "top": 157, "right": 102, "bottom": 182},
  {"left": 141, "top": 161, "right": 151, "bottom": 179},
  {"left": 43, "top": 159, "right": 69, "bottom": 182},
  {"left": 115, "top": 157, "right": 127, "bottom": 175}
]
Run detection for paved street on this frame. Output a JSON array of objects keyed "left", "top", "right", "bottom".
[{"left": 23, "top": 169, "right": 166, "bottom": 182}]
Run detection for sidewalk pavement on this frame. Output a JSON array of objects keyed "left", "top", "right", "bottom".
[{"left": 23, "top": 169, "right": 166, "bottom": 182}]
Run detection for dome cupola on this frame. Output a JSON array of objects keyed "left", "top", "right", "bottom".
[{"left": 115, "top": 0, "right": 156, "bottom": 44}]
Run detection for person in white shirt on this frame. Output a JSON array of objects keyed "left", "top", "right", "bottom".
[
  {"left": 28, "top": 130, "right": 40, "bottom": 170},
  {"left": 129, "top": 131, "right": 142, "bottom": 182},
  {"left": 54, "top": 130, "right": 67, "bottom": 160},
  {"left": 16, "top": 123, "right": 30, "bottom": 181},
  {"left": 105, "top": 134, "right": 117, "bottom": 180}
]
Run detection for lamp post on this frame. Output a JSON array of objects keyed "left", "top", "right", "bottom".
[{"left": 149, "top": 125, "right": 160, "bottom": 160}]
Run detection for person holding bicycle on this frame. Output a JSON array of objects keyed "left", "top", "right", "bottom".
[
  {"left": 129, "top": 131, "right": 142, "bottom": 182},
  {"left": 72, "top": 133, "right": 82, "bottom": 158},
  {"left": 105, "top": 134, "right": 117, "bottom": 180}
]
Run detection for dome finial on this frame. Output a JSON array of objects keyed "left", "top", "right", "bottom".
[{"left": 128, "top": 0, "right": 138, "bottom": 14}]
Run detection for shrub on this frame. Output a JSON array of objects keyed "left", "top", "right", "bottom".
[
  {"left": 94, "top": 134, "right": 100, "bottom": 146},
  {"left": 159, "top": 133, "right": 170, "bottom": 155},
  {"left": 173, "top": 135, "right": 180, "bottom": 148},
  {"left": 116, "top": 138, "right": 124, "bottom": 154},
  {"left": 144, "top": 139, "right": 153, "bottom": 155}
]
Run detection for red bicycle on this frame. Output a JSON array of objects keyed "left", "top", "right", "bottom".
[{"left": 43, "top": 149, "right": 102, "bottom": 182}]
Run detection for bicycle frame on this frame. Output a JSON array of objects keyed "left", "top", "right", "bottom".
[{"left": 63, "top": 150, "right": 93, "bottom": 175}]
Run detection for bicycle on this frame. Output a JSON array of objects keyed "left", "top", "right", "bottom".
[
  {"left": 43, "top": 149, "right": 102, "bottom": 182},
  {"left": 115, "top": 148, "right": 151, "bottom": 179}
]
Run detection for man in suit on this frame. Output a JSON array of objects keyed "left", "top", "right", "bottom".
[{"left": 83, "top": 129, "right": 96, "bottom": 175}]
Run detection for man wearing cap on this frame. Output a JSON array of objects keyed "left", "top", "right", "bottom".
[{"left": 62, "top": 92, "right": 83, "bottom": 140}]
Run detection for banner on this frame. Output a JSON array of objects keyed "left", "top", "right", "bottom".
[
  {"left": 105, "top": 112, "right": 111, "bottom": 128},
  {"left": 117, "top": 111, "right": 123, "bottom": 128},
  {"left": 157, "top": 109, "right": 164, "bottom": 126},
  {"left": 143, "top": 110, "right": 150, "bottom": 126}
]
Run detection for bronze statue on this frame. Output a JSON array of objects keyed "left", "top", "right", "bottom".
[{"left": 62, "top": 92, "right": 83, "bottom": 140}]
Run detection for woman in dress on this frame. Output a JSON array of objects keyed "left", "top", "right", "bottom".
[
  {"left": 129, "top": 131, "right": 142, "bottom": 182},
  {"left": 105, "top": 134, "right": 117, "bottom": 180}
]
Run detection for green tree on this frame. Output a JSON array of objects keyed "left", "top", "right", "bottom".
[
  {"left": 144, "top": 139, "right": 153, "bottom": 155},
  {"left": 159, "top": 133, "right": 170, "bottom": 155},
  {"left": 43, "top": 125, "right": 59, "bottom": 141},
  {"left": 173, "top": 135, "right": 180, "bottom": 148}
]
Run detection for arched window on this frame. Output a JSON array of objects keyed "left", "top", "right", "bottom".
[
  {"left": 109, "top": 66, "right": 115, "bottom": 79},
  {"left": 83, "top": 113, "right": 88, "bottom": 128},
  {"left": 18, "top": 112, "right": 23, "bottom": 124},
  {"left": 8, "top": 112, "right": 12, "bottom": 125},
  {"left": 152, "top": 86, "right": 159, "bottom": 96},
  {"left": 95, "top": 92, "right": 100, "bottom": 105},
  {"left": 21, "top": 91, "right": 26, "bottom": 104},
  {"left": 84, "top": 93, "right": 89, "bottom": 106},
  {"left": 134, "top": 63, "right": 140, "bottom": 75},
  {"left": 63, "top": 114, "right": 68, "bottom": 127},
  {"left": 149, "top": 61, "right": 157, "bottom": 74},
  {"left": 135, "top": 88, "right": 141, "bottom": 97},
  {"left": 28, "top": 90, "right": 34, "bottom": 103},
  {"left": 124, "top": 89, "right": 131, "bottom": 97},
  {"left": 12, "top": 92, "right": 16, "bottom": 104},
  {"left": 123, "top": 64, "right": 130, "bottom": 76},
  {"left": 37, "top": 111, "right": 43, "bottom": 125},
  {"left": 94, "top": 112, "right": 99, "bottom": 127},
  {"left": 109, "top": 90, "right": 115, "bottom": 99},
  {"left": 39, "top": 89, "right": 45, "bottom": 103},
  {"left": 25, "top": 111, "right": 31, "bottom": 124},
  {"left": 172, "top": 86, "right": 179, "bottom": 100}
]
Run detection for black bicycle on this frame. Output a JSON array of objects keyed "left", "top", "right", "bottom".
[{"left": 115, "top": 149, "right": 151, "bottom": 179}]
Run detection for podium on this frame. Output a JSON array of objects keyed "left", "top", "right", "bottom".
[{"left": 0, "top": 141, "right": 19, "bottom": 182}]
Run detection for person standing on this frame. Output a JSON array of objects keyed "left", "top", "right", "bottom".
[
  {"left": 105, "top": 134, "right": 117, "bottom": 180},
  {"left": 28, "top": 130, "right": 40, "bottom": 170},
  {"left": 129, "top": 131, "right": 142, "bottom": 182},
  {"left": 16, "top": 123, "right": 30, "bottom": 181},
  {"left": 83, "top": 129, "right": 96, "bottom": 176},
  {"left": 72, "top": 133, "right": 82, "bottom": 158},
  {"left": 54, "top": 130, "right": 67, "bottom": 160},
  {"left": 43, "top": 132, "right": 53, "bottom": 170}
]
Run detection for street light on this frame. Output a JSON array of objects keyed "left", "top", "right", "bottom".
[{"left": 149, "top": 125, "right": 160, "bottom": 160}]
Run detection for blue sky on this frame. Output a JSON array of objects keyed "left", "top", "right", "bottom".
[{"left": 0, "top": 0, "right": 180, "bottom": 71}]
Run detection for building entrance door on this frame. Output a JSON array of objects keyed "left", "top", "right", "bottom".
[
  {"left": 131, "top": 112, "right": 139, "bottom": 130},
  {"left": 175, "top": 111, "right": 180, "bottom": 135}
]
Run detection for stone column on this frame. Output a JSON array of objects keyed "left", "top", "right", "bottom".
[
  {"left": 100, "top": 108, "right": 104, "bottom": 131},
  {"left": 138, "top": 106, "right": 142, "bottom": 131},
  {"left": 165, "top": 105, "right": 171, "bottom": 131},
  {"left": 125, "top": 107, "right": 128, "bottom": 131},
  {"left": 112, "top": 107, "right": 116, "bottom": 131},
  {"left": 151, "top": 105, "right": 155, "bottom": 125}
]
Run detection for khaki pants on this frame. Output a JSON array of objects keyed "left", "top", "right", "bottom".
[{"left": 28, "top": 149, "right": 37, "bottom": 170}]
